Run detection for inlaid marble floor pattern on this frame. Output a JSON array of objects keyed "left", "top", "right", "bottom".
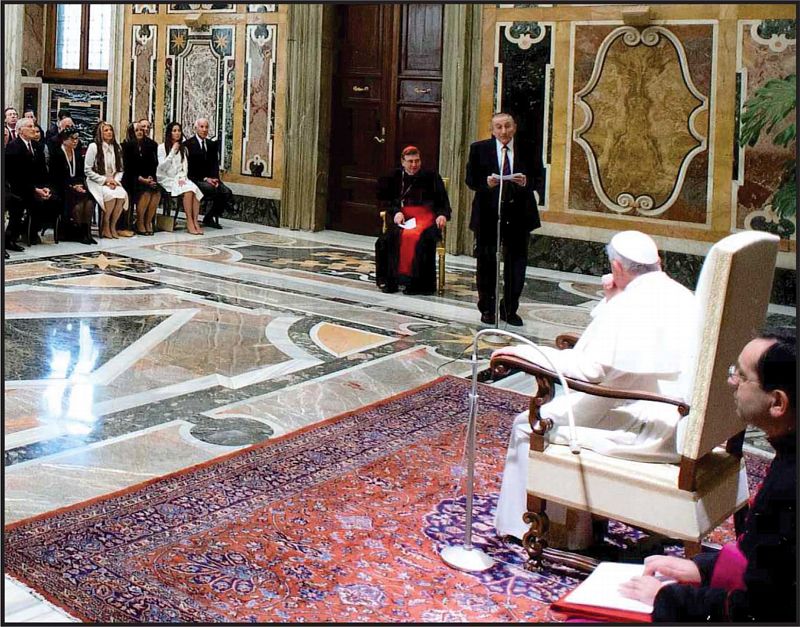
[{"left": 3, "top": 218, "right": 794, "bottom": 622}]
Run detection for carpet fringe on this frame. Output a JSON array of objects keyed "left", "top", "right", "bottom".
[{"left": 4, "top": 572, "right": 82, "bottom": 623}]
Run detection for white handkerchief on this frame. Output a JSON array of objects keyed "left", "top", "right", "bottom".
[{"left": 399, "top": 218, "right": 417, "bottom": 230}]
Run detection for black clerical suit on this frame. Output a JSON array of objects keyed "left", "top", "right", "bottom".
[
  {"left": 652, "top": 433, "right": 796, "bottom": 622},
  {"left": 5, "top": 136, "right": 59, "bottom": 244},
  {"left": 465, "top": 137, "right": 543, "bottom": 318},
  {"left": 185, "top": 135, "right": 234, "bottom": 226}
]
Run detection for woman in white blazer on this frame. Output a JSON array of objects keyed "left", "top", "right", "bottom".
[
  {"left": 84, "top": 121, "right": 129, "bottom": 238},
  {"left": 157, "top": 121, "right": 204, "bottom": 235}
]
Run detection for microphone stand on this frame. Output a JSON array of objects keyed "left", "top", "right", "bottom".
[
  {"left": 440, "top": 328, "right": 580, "bottom": 572},
  {"left": 483, "top": 146, "right": 509, "bottom": 347}
]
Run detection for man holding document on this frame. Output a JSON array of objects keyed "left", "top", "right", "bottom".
[
  {"left": 617, "top": 331, "right": 796, "bottom": 622},
  {"left": 466, "top": 112, "right": 543, "bottom": 325}
]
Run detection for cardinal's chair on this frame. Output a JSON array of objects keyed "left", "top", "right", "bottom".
[
  {"left": 490, "top": 231, "right": 780, "bottom": 571},
  {"left": 378, "top": 177, "right": 449, "bottom": 296}
]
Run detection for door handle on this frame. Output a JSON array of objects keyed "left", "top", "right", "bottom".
[
  {"left": 414, "top": 87, "right": 431, "bottom": 94},
  {"left": 352, "top": 85, "right": 370, "bottom": 93},
  {"left": 373, "top": 126, "right": 386, "bottom": 144}
]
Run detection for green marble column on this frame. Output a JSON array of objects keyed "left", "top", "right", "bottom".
[
  {"left": 439, "top": 4, "right": 483, "bottom": 256},
  {"left": 281, "top": 4, "right": 333, "bottom": 231}
]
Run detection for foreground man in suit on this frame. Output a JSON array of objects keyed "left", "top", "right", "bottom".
[
  {"left": 466, "top": 112, "right": 543, "bottom": 326},
  {"left": 621, "top": 330, "right": 796, "bottom": 623},
  {"left": 186, "top": 117, "right": 234, "bottom": 229}
]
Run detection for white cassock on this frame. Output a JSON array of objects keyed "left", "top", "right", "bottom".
[{"left": 494, "top": 271, "right": 698, "bottom": 543}]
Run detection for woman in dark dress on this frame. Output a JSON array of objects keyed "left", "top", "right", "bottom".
[
  {"left": 49, "top": 126, "right": 96, "bottom": 245},
  {"left": 122, "top": 122, "right": 162, "bottom": 234},
  {"left": 375, "top": 146, "right": 450, "bottom": 295}
]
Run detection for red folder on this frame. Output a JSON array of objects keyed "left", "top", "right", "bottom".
[{"left": 550, "top": 595, "right": 653, "bottom": 623}]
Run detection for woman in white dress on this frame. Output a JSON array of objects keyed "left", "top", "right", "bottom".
[
  {"left": 85, "top": 121, "right": 129, "bottom": 239},
  {"left": 157, "top": 121, "right": 204, "bottom": 235}
]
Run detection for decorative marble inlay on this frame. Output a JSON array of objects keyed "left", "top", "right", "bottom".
[
  {"left": 734, "top": 19, "right": 797, "bottom": 241},
  {"left": 165, "top": 26, "right": 235, "bottom": 170},
  {"left": 5, "top": 315, "right": 168, "bottom": 381},
  {"left": 242, "top": 24, "right": 277, "bottom": 179},
  {"left": 49, "top": 87, "right": 107, "bottom": 147},
  {"left": 247, "top": 4, "right": 277, "bottom": 12},
  {"left": 130, "top": 25, "right": 158, "bottom": 128},
  {"left": 133, "top": 4, "right": 158, "bottom": 14},
  {"left": 45, "top": 274, "right": 149, "bottom": 289},
  {"left": 310, "top": 322, "right": 394, "bottom": 357},
  {"left": 494, "top": 21, "right": 554, "bottom": 209},
  {"left": 4, "top": 262, "right": 84, "bottom": 283},
  {"left": 573, "top": 26, "right": 708, "bottom": 216},
  {"left": 168, "top": 3, "right": 236, "bottom": 12},
  {"left": 567, "top": 23, "right": 714, "bottom": 223}
]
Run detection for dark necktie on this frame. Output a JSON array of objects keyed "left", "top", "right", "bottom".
[
  {"left": 27, "top": 142, "right": 34, "bottom": 157},
  {"left": 502, "top": 145, "right": 511, "bottom": 176},
  {"left": 201, "top": 140, "right": 207, "bottom": 156}
]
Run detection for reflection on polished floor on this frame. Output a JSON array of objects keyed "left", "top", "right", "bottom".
[{"left": 3, "top": 218, "right": 794, "bottom": 621}]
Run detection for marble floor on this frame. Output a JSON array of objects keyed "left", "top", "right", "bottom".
[{"left": 3, "top": 217, "right": 794, "bottom": 622}]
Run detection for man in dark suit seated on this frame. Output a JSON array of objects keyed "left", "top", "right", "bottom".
[
  {"left": 5, "top": 117, "right": 58, "bottom": 247},
  {"left": 185, "top": 117, "right": 234, "bottom": 229},
  {"left": 465, "top": 111, "right": 543, "bottom": 326}
]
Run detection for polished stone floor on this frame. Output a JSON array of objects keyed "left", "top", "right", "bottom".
[{"left": 3, "top": 218, "right": 794, "bottom": 621}]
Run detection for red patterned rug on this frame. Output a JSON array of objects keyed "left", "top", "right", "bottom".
[{"left": 4, "top": 376, "right": 769, "bottom": 623}]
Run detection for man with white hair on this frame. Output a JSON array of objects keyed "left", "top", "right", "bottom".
[
  {"left": 185, "top": 117, "right": 234, "bottom": 229},
  {"left": 493, "top": 230, "right": 698, "bottom": 544}
]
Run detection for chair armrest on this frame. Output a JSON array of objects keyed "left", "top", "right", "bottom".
[
  {"left": 489, "top": 354, "right": 690, "bottom": 416},
  {"left": 379, "top": 210, "right": 389, "bottom": 234},
  {"left": 555, "top": 333, "right": 580, "bottom": 349}
]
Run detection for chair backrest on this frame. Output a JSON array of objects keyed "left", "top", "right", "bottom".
[{"left": 680, "top": 231, "right": 779, "bottom": 461}]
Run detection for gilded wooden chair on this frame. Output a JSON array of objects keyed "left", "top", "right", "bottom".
[
  {"left": 379, "top": 177, "right": 448, "bottom": 296},
  {"left": 490, "top": 231, "right": 780, "bottom": 571}
]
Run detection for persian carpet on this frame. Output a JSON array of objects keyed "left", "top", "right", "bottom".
[{"left": 4, "top": 376, "right": 768, "bottom": 623}]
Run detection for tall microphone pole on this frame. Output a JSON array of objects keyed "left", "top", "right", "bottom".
[
  {"left": 439, "top": 328, "right": 580, "bottom": 572},
  {"left": 483, "top": 145, "right": 509, "bottom": 346}
]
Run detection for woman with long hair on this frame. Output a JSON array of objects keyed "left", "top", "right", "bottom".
[
  {"left": 49, "top": 126, "right": 96, "bottom": 244},
  {"left": 122, "top": 121, "right": 161, "bottom": 235},
  {"left": 84, "top": 120, "right": 129, "bottom": 238},
  {"left": 156, "top": 121, "right": 204, "bottom": 235}
]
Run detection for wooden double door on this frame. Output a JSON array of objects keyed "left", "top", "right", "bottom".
[{"left": 327, "top": 4, "right": 444, "bottom": 236}]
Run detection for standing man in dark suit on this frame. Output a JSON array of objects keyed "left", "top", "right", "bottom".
[
  {"left": 466, "top": 111, "right": 543, "bottom": 326},
  {"left": 5, "top": 117, "right": 58, "bottom": 247},
  {"left": 185, "top": 117, "right": 234, "bottom": 229}
]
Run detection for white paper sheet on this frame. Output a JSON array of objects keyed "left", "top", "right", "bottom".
[
  {"left": 563, "top": 562, "right": 674, "bottom": 614},
  {"left": 398, "top": 218, "right": 417, "bottom": 230}
]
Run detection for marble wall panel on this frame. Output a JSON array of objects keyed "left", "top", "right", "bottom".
[
  {"left": 165, "top": 25, "right": 235, "bottom": 170},
  {"left": 494, "top": 21, "right": 554, "bottom": 209},
  {"left": 734, "top": 19, "right": 796, "bottom": 242},
  {"left": 167, "top": 4, "right": 236, "bottom": 13},
  {"left": 231, "top": 195, "right": 280, "bottom": 227},
  {"left": 247, "top": 5, "right": 278, "bottom": 13},
  {"left": 129, "top": 24, "right": 158, "bottom": 127},
  {"left": 567, "top": 23, "right": 714, "bottom": 225},
  {"left": 49, "top": 86, "right": 107, "bottom": 147},
  {"left": 133, "top": 5, "right": 159, "bottom": 14},
  {"left": 21, "top": 3, "right": 44, "bottom": 77},
  {"left": 242, "top": 24, "right": 277, "bottom": 179}
]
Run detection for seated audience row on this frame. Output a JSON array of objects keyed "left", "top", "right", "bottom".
[{"left": 3, "top": 107, "right": 235, "bottom": 254}]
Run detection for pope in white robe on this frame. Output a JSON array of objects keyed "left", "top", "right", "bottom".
[{"left": 493, "top": 231, "right": 698, "bottom": 544}]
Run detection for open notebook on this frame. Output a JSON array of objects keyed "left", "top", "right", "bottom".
[{"left": 551, "top": 562, "right": 674, "bottom": 622}]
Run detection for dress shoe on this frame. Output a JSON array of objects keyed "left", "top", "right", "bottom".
[
  {"left": 480, "top": 311, "right": 496, "bottom": 325},
  {"left": 380, "top": 284, "right": 399, "bottom": 294},
  {"left": 117, "top": 229, "right": 135, "bottom": 237},
  {"left": 500, "top": 311, "right": 524, "bottom": 326},
  {"left": 28, "top": 234, "right": 42, "bottom": 245},
  {"left": 6, "top": 241, "right": 24, "bottom": 252},
  {"left": 4, "top": 251, "right": 9, "bottom": 259}
]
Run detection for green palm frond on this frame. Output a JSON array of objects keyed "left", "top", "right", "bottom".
[{"left": 740, "top": 74, "right": 796, "bottom": 147}]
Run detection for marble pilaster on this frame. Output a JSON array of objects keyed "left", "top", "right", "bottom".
[
  {"left": 439, "top": 4, "right": 484, "bottom": 256},
  {"left": 105, "top": 5, "right": 127, "bottom": 131},
  {"left": 4, "top": 4, "right": 24, "bottom": 109}
]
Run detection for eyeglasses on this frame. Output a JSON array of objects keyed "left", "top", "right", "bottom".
[{"left": 727, "top": 364, "right": 754, "bottom": 385}]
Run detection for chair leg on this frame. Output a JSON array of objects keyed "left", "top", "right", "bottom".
[{"left": 522, "top": 495, "right": 550, "bottom": 571}]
